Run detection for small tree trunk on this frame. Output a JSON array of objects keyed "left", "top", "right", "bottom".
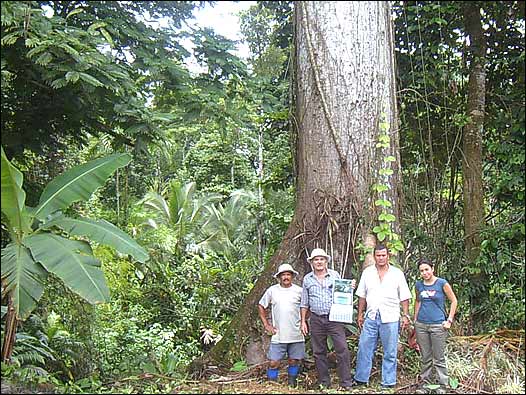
[
  {"left": 462, "top": 2, "right": 486, "bottom": 332},
  {"left": 1, "top": 296, "right": 17, "bottom": 363}
]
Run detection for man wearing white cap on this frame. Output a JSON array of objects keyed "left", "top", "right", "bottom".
[
  {"left": 258, "top": 263, "right": 305, "bottom": 387},
  {"left": 300, "top": 248, "right": 355, "bottom": 390}
]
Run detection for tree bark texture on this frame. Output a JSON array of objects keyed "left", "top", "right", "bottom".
[
  {"left": 462, "top": 2, "right": 486, "bottom": 329},
  {"left": 192, "top": 1, "right": 401, "bottom": 371}
]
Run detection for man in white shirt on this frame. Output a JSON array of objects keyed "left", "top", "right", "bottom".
[
  {"left": 258, "top": 263, "right": 305, "bottom": 387},
  {"left": 351, "top": 244, "right": 411, "bottom": 389}
]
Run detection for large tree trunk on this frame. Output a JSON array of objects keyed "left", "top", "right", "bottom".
[
  {"left": 191, "top": 1, "right": 401, "bottom": 372},
  {"left": 462, "top": 2, "right": 486, "bottom": 332}
]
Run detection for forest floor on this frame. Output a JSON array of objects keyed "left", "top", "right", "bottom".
[
  {"left": 170, "top": 372, "right": 478, "bottom": 394},
  {"left": 169, "top": 363, "right": 485, "bottom": 394},
  {"left": 2, "top": 330, "right": 523, "bottom": 394}
]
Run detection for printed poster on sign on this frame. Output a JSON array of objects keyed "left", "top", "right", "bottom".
[{"left": 329, "top": 278, "right": 354, "bottom": 323}]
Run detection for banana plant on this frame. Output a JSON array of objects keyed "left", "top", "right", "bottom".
[{"left": 1, "top": 146, "right": 149, "bottom": 362}]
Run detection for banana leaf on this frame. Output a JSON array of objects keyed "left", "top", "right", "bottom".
[
  {"left": 1, "top": 243, "right": 47, "bottom": 320},
  {"left": 25, "top": 234, "right": 110, "bottom": 304},
  {"left": 34, "top": 153, "right": 131, "bottom": 220},
  {"left": 1, "top": 146, "right": 30, "bottom": 235},
  {"left": 41, "top": 215, "right": 149, "bottom": 263}
]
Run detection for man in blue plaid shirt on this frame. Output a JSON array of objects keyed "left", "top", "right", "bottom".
[{"left": 300, "top": 248, "right": 355, "bottom": 390}]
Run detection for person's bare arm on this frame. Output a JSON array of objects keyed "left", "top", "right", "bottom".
[
  {"left": 357, "top": 297, "right": 366, "bottom": 329},
  {"left": 413, "top": 299, "right": 421, "bottom": 322},
  {"left": 400, "top": 299, "right": 410, "bottom": 330},
  {"left": 300, "top": 307, "right": 309, "bottom": 336},
  {"left": 443, "top": 283, "right": 458, "bottom": 329},
  {"left": 258, "top": 304, "right": 276, "bottom": 335}
]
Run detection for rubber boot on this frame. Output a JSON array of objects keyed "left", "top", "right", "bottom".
[
  {"left": 287, "top": 365, "right": 300, "bottom": 387},
  {"left": 267, "top": 367, "right": 279, "bottom": 382}
]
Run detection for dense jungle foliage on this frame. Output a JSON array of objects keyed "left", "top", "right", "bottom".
[{"left": 1, "top": 1, "right": 524, "bottom": 393}]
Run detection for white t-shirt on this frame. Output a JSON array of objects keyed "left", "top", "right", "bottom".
[
  {"left": 258, "top": 284, "right": 304, "bottom": 343},
  {"left": 355, "top": 264, "right": 412, "bottom": 323}
]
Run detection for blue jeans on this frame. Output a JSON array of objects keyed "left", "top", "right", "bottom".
[{"left": 354, "top": 313, "right": 399, "bottom": 386}]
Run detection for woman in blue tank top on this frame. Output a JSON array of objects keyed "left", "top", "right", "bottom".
[{"left": 413, "top": 258, "right": 458, "bottom": 394}]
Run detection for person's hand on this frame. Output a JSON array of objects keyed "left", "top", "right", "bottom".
[
  {"left": 265, "top": 323, "right": 277, "bottom": 335},
  {"left": 442, "top": 320, "right": 452, "bottom": 330},
  {"left": 357, "top": 315, "right": 364, "bottom": 330},
  {"left": 301, "top": 321, "right": 309, "bottom": 337},
  {"left": 401, "top": 315, "right": 410, "bottom": 330}
]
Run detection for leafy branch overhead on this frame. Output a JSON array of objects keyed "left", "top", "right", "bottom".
[{"left": 0, "top": 1, "right": 195, "bottom": 158}]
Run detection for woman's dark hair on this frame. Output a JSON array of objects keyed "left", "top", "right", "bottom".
[{"left": 417, "top": 258, "right": 434, "bottom": 270}]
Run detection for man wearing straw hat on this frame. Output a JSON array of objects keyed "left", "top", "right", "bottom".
[
  {"left": 258, "top": 263, "right": 304, "bottom": 387},
  {"left": 300, "top": 248, "right": 355, "bottom": 390}
]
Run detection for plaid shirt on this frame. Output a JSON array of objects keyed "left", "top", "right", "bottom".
[{"left": 300, "top": 269, "right": 341, "bottom": 315}]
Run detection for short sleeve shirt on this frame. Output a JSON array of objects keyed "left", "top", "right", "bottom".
[
  {"left": 259, "top": 284, "right": 304, "bottom": 343},
  {"left": 416, "top": 277, "right": 448, "bottom": 324},
  {"left": 355, "top": 264, "right": 411, "bottom": 323},
  {"left": 300, "top": 269, "right": 341, "bottom": 315}
]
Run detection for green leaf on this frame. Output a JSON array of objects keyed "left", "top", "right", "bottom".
[
  {"left": 389, "top": 239, "right": 405, "bottom": 252},
  {"left": 1, "top": 32, "right": 20, "bottom": 46},
  {"left": 379, "top": 213, "right": 396, "bottom": 222},
  {"left": 378, "top": 134, "right": 390, "bottom": 143},
  {"left": 99, "top": 28, "right": 114, "bottom": 48},
  {"left": 41, "top": 216, "right": 149, "bottom": 263},
  {"left": 384, "top": 155, "right": 396, "bottom": 162},
  {"left": 1, "top": 146, "right": 30, "bottom": 235},
  {"left": 35, "top": 52, "right": 53, "bottom": 66},
  {"left": 230, "top": 360, "right": 248, "bottom": 372},
  {"left": 25, "top": 234, "right": 110, "bottom": 304},
  {"left": 374, "top": 199, "right": 392, "bottom": 208},
  {"left": 65, "top": 71, "right": 80, "bottom": 83},
  {"left": 1, "top": 243, "right": 47, "bottom": 320},
  {"left": 66, "top": 8, "right": 84, "bottom": 19},
  {"left": 449, "top": 377, "right": 459, "bottom": 389},
  {"left": 50, "top": 78, "right": 68, "bottom": 89},
  {"left": 59, "top": 43, "right": 80, "bottom": 59},
  {"left": 87, "top": 21, "right": 107, "bottom": 35},
  {"left": 34, "top": 153, "right": 132, "bottom": 220},
  {"left": 372, "top": 183, "right": 389, "bottom": 193},
  {"left": 379, "top": 168, "right": 394, "bottom": 176},
  {"left": 79, "top": 72, "right": 103, "bottom": 87}
]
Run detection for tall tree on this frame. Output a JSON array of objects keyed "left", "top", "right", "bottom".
[
  {"left": 462, "top": 2, "right": 486, "bottom": 330},
  {"left": 193, "top": 1, "right": 402, "bottom": 368}
]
